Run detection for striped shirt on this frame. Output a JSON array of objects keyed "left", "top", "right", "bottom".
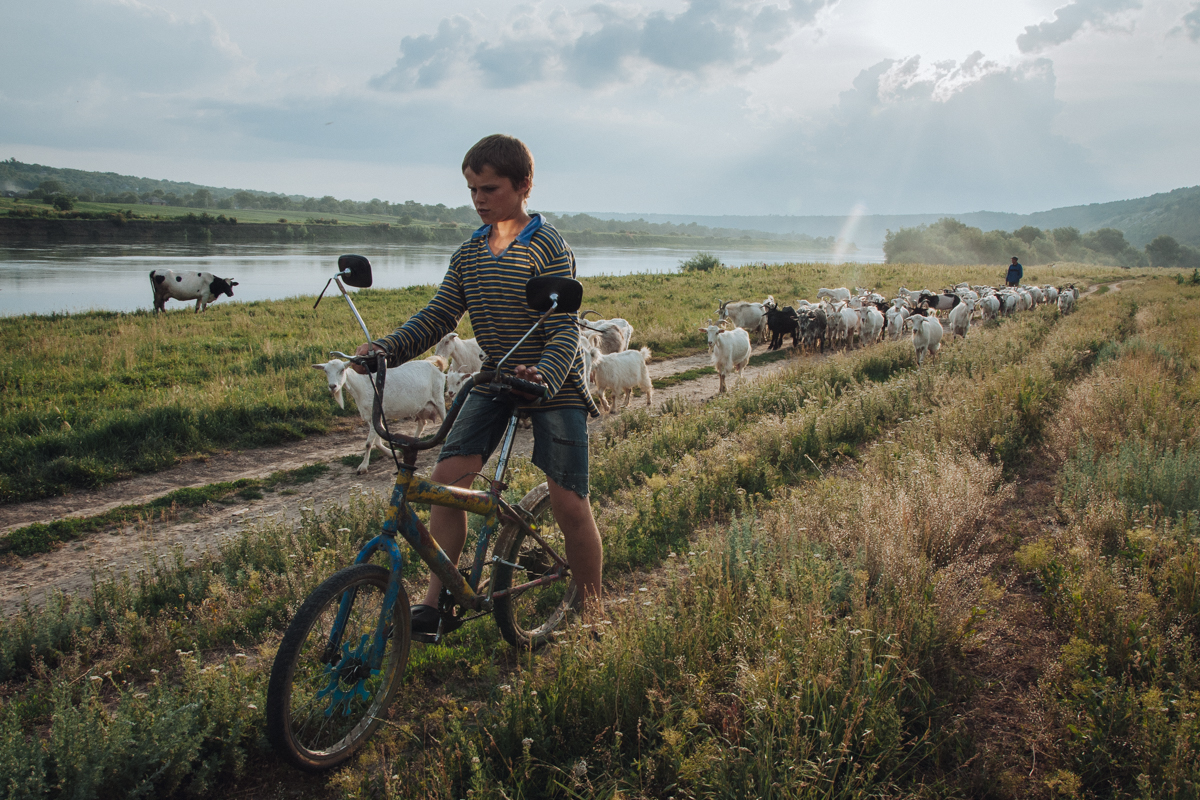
[{"left": 374, "top": 215, "right": 599, "bottom": 416}]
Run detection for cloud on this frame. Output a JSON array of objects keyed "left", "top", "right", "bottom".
[
  {"left": 371, "top": 17, "right": 475, "bottom": 90},
  {"left": 1017, "top": 0, "right": 1142, "bottom": 53},
  {"left": 0, "top": 0, "right": 245, "bottom": 97},
  {"left": 370, "top": 0, "right": 837, "bottom": 92},
  {"left": 0, "top": 0, "right": 254, "bottom": 155},
  {"left": 1184, "top": 3, "right": 1200, "bottom": 41},
  {"left": 732, "top": 53, "right": 1108, "bottom": 215}
]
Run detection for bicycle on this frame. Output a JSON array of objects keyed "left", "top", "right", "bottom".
[{"left": 266, "top": 255, "right": 585, "bottom": 771}]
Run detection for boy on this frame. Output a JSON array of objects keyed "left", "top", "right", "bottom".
[{"left": 353, "top": 134, "right": 602, "bottom": 633}]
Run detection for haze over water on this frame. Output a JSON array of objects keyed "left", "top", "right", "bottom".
[{"left": 0, "top": 242, "right": 883, "bottom": 317}]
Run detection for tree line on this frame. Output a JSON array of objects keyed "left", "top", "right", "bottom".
[
  {"left": 3, "top": 161, "right": 816, "bottom": 243},
  {"left": 884, "top": 218, "right": 1200, "bottom": 269}
]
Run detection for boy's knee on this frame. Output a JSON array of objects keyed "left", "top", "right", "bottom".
[
  {"left": 547, "top": 479, "right": 594, "bottom": 525},
  {"left": 432, "top": 455, "right": 483, "bottom": 486}
]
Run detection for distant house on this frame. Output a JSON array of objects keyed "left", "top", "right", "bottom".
[
  {"left": 146, "top": 196, "right": 167, "bottom": 206},
  {"left": 1, "top": 190, "right": 19, "bottom": 198}
]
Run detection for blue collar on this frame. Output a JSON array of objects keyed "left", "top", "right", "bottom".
[{"left": 471, "top": 213, "right": 543, "bottom": 244}]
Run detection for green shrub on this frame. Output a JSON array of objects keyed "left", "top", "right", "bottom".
[{"left": 678, "top": 252, "right": 721, "bottom": 272}]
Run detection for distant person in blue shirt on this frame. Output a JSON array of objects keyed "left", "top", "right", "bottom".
[{"left": 1006, "top": 257, "right": 1023, "bottom": 287}]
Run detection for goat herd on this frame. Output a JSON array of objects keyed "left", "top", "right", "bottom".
[
  {"left": 311, "top": 282, "right": 1080, "bottom": 474},
  {"left": 711, "top": 280, "right": 1080, "bottom": 372}
]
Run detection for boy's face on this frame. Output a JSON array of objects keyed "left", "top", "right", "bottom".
[{"left": 464, "top": 164, "right": 530, "bottom": 225}]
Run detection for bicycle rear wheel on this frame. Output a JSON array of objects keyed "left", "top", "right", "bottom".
[
  {"left": 493, "top": 482, "right": 578, "bottom": 649},
  {"left": 266, "top": 564, "right": 410, "bottom": 771}
]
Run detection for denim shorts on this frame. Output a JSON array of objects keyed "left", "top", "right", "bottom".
[{"left": 438, "top": 393, "right": 590, "bottom": 497}]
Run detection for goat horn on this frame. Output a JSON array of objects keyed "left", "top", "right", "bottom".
[{"left": 579, "top": 309, "right": 601, "bottom": 319}]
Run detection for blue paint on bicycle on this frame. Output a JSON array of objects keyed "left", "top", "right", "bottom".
[{"left": 316, "top": 634, "right": 379, "bottom": 718}]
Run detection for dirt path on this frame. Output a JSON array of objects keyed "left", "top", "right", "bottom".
[
  {"left": 0, "top": 343, "right": 796, "bottom": 614},
  {"left": 1082, "top": 278, "right": 1133, "bottom": 297},
  {"left": 957, "top": 458, "right": 1066, "bottom": 794}
]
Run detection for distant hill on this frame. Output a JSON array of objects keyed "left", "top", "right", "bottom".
[
  {"left": 0, "top": 158, "right": 816, "bottom": 244},
  {"left": 0, "top": 158, "right": 254, "bottom": 203},
  {"left": 582, "top": 186, "right": 1200, "bottom": 249},
  {"left": 4, "top": 158, "right": 1195, "bottom": 249}
]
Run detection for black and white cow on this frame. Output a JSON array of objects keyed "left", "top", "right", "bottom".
[{"left": 150, "top": 269, "right": 239, "bottom": 312}]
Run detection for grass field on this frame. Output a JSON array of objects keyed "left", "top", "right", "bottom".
[
  {"left": 3, "top": 265, "right": 1198, "bottom": 799},
  {"left": 0, "top": 261, "right": 1125, "bottom": 508}
]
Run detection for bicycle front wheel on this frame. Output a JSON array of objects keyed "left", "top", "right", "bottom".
[
  {"left": 493, "top": 482, "right": 578, "bottom": 649},
  {"left": 266, "top": 564, "right": 411, "bottom": 771}
]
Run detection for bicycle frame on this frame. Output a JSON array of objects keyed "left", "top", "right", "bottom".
[
  {"left": 323, "top": 391, "right": 571, "bottom": 663},
  {"left": 315, "top": 270, "right": 583, "bottom": 663}
]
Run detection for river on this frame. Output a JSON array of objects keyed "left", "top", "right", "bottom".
[{"left": 0, "top": 242, "right": 884, "bottom": 317}]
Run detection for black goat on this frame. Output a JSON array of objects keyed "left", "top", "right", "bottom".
[
  {"left": 917, "top": 291, "right": 961, "bottom": 312},
  {"left": 766, "top": 306, "right": 801, "bottom": 350}
]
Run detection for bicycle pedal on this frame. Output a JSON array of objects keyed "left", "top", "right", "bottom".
[{"left": 411, "top": 631, "right": 440, "bottom": 645}]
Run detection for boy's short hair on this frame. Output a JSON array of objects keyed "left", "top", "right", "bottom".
[{"left": 462, "top": 134, "right": 534, "bottom": 195}]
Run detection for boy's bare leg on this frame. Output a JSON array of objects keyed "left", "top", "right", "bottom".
[
  {"left": 421, "top": 454, "right": 484, "bottom": 607},
  {"left": 422, "top": 458, "right": 603, "bottom": 617},
  {"left": 546, "top": 478, "right": 604, "bottom": 616}
]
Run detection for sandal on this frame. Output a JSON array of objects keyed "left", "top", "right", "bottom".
[{"left": 410, "top": 604, "right": 440, "bottom": 635}]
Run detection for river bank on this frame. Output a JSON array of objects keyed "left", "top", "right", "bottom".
[{"left": 0, "top": 214, "right": 848, "bottom": 252}]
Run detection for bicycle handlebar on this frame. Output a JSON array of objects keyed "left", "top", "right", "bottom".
[{"left": 355, "top": 352, "right": 545, "bottom": 451}]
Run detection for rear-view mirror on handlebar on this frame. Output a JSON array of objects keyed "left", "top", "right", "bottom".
[
  {"left": 526, "top": 276, "right": 582, "bottom": 314},
  {"left": 337, "top": 254, "right": 373, "bottom": 288}
]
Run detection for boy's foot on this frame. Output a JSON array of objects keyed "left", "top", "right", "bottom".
[{"left": 410, "top": 604, "right": 440, "bottom": 635}]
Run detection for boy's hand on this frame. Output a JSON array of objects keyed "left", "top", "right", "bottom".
[
  {"left": 349, "top": 343, "right": 387, "bottom": 375},
  {"left": 512, "top": 364, "right": 545, "bottom": 401},
  {"left": 513, "top": 365, "right": 542, "bottom": 383}
]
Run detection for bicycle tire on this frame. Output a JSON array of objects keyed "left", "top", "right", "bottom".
[
  {"left": 493, "top": 482, "right": 578, "bottom": 649},
  {"left": 266, "top": 564, "right": 411, "bottom": 771}
]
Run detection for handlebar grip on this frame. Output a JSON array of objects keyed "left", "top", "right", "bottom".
[
  {"left": 350, "top": 352, "right": 385, "bottom": 373},
  {"left": 507, "top": 377, "right": 547, "bottom": 398}
]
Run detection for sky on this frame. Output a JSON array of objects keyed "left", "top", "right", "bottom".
[{"left": 2, "top": 0, "right": 1199, "bottom": 217}]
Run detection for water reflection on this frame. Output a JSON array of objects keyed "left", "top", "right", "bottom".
[{"left": 0, "top": 242, "right": 883, "bottom": 317}]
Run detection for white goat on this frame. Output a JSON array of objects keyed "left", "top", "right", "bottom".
[
  {"left": 911, "top": 313, "right": 944, "bottom": 366},
  {"left": 947, "top": 298, "right": 974, "bottom": 338},
  {"left": 1057, "top": 291, "right": 1076, "bottom": 314},
  {"left": 588, "top": 346, "right": 653, "bottom": 415},
  {"left": 312, "top": 359, "right": 447, "bottom": 474},
  {"left": 717, "top": 299, "right": 769, "bottom": 343},
  {"left": 434, "top": 332, "right": 486, "bottom": 373},
  {"left": 858, "top": 306, "right": 885, "bottom": 345},
  {"left": 886, "top": 304, "right": 911, "bottom": 340},
  {"left": 978, "top": 294, "right": 1001, "bottom": 321},
  {"left": 817, "top": 287, "right": 851, "bottom": 302},
  {"left": 581, "top": 316, "right": 633, "bottom": 355},
  {"left": 837, "top": 306, "right": 863, "bottom": 349},
  {"left": 444, "top": 371, "right": 470, "bottom": 405},
  {"left": 700, "top": 320, "right": 752, "bottom": 393}
]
